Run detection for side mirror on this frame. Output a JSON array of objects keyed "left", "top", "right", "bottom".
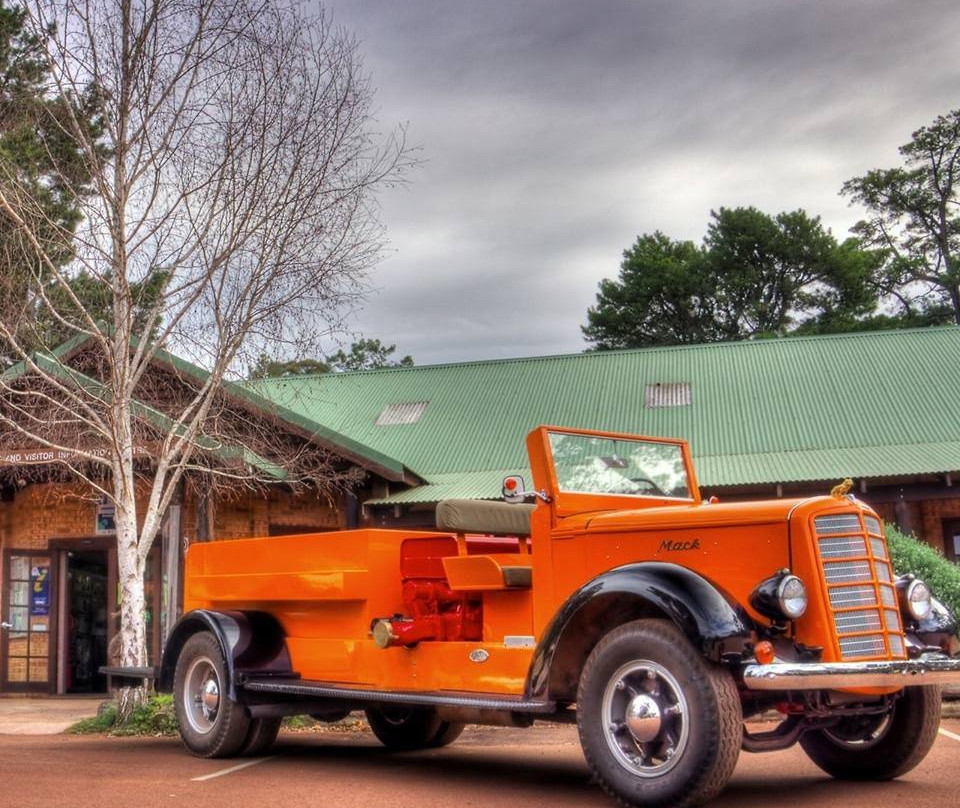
[{"left": 502, "top": 475, "right": 526, "bottom": 504}]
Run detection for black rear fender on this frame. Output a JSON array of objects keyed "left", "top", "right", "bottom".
[{"left": 158, "top": 610, "right": 290, "bottom": 699}]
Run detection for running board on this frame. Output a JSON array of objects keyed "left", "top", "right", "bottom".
[
  {"left": 240, "top": 677, "right": 556, "bottom": 714},
  {"left": 99, "top": 665, "right": 157, "bottom": 680}
]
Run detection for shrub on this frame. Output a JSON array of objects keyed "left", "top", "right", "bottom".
[
  {"left": 886, "top": 525, "right": 960, "bottom": 620},
  {"left": 68, "top": 693, "right": 177, "bottom": 737}
]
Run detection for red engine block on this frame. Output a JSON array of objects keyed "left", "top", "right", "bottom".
[{"left": 381, "top": 537, "right": 484, "bottom": 646}]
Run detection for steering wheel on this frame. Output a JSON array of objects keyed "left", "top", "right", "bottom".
[{"left": 629, "top": 476, "right": 666, "bottom": 496}]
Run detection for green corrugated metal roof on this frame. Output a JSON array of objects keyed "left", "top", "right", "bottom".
[
  {"left": 252, "top": 327, "right": 960, "bottom": 502},
  {"left": 365, "top": 468, "right": 533, "bottom": 505}
]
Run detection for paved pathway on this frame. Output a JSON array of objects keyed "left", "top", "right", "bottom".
[
  {"left": 0, "top": 696, "right": 103, "bottom": 734},
  {"left": 0, "top": 721, "right": 957, "bottom": 808}
]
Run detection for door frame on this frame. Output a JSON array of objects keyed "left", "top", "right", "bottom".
[
  {"left": 49, "top": 536, "right": 163, "bottom": 693},
  {"left": 1, "top": 548, "right": 56, "bottom": 694}
]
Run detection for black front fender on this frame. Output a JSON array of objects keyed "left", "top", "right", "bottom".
[
  {"left": 158, "top": 610, "right": 290, "bottom": 699},
  {"left": 525, "top": 562, "right": 755, "bottom": 701}
]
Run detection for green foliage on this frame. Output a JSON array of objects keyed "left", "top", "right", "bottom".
[
  {"left": 252, "top": 337, "right": 414, "bottom": 378},
  {"left": 68, "top": 693, "right": 178, "bottom": 737},
  {"left": 68, "top": 704, "right": 118, "bottom": 735},
  {"left": 842, "top": 108, "right": 960, "bottom": 325},
  {"left": 0, "top": 1, "right": 104, "bottom": 362},
  {"left": 583, "top": 232, "right": 717, "bottom": 348},
  {"left": 584, "top": 207, "right": 885, "bottom": 350},
  {"left": 32, "top": 269, "right": 170, "bottom": 349},
  {"left": 250, "top": 356, "right": 331, "bottom": 379},
  {"left": 282, "top": 714, "right": 319, "bottom": 730},
  {"left": 327, "top": 338, "right": 414, "bottom": 372},
  {"left": 886, "top": 525, "right": 960, "bottom": 621}
]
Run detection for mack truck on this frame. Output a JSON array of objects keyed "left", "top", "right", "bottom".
[{"left": 119, "top": 426, "right": 960, "bottom": 808}]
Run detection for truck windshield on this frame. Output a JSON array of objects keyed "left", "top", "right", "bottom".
[{"left": 547, "top": 431, "right": 691, "bottom": 499}]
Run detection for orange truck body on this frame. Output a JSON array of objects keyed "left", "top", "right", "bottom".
[
  {"left": 183, "top": 426, "right": 909, "bottom": 694},
  {"left": 159, "top": 426, "right": 960, "bottom": 808}
]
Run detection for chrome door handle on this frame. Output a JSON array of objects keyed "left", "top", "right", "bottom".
[{"left": 0, "top": 622, "right": 12, "bottom": 630}]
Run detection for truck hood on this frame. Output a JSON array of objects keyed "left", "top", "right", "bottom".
[{"left": 560, "top": 496, "right": 831, "bottom": 535}]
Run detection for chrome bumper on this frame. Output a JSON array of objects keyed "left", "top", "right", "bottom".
[{"left": 742, "top": 654, "right": 960, "bottom": 691}]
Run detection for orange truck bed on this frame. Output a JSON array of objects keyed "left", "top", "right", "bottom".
[{"left": 184, "top": 528, "right": 535, "bottom": 694}]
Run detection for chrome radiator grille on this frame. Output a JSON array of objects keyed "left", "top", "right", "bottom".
[{"left": 813, "top": 512, "right": 905, "bottom": 661}]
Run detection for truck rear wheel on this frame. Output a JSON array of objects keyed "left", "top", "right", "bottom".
[
  {"left": 799, "top": 685, "right": 941, "bottom": 780},
  {"left": 577, "top": 619, "right": 742, "bottom": 808},
  {"left": 365, "top": 705, "right": 464, "bottom": 750},
  {"left": 239, "top": 717, "right": 282, "bottom": 756},
  {"left": 173, "top": 632, "right": 251, "bottom": 758}
]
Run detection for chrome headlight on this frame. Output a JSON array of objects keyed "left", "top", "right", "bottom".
[
  {"left": 777, "top": 575, "right": 808, "bottom": 620},
  {"left": 902, "top": 579, "right": 933, "bottom": 621},
  {"left": 751, "top": 571, "right": 808, "bottom": 622}
]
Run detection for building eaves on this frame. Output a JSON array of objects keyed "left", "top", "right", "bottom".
[
  {"left": 14, "top": 354, "right": 287, "bottom": 480},
  {"left": 6, "top": 330, "right": 417, "bottom": 485}
]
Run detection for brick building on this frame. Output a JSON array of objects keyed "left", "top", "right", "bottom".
[
  {"left": 0, "top": 337, "right": 418, "bottom": 694},
  {"left": 3, "top": 326, "right": 959, "bottom": 695}
]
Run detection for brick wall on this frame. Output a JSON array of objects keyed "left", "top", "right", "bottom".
[
  {"left": 181, "top": 486, "right": 344, "bottom": 542},
  {"left": 919, "top": 497, "right": 960, "bottom": 555},
  {"left": 2, "top": 483, "right": 103, "bottom": 550}
]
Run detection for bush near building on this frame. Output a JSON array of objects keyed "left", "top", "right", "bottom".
[{"left": 887, "top": 525, "right": 960, "bottom": 622}]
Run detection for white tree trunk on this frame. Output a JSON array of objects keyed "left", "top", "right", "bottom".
[{"left": 115, "top": 503, "right": 148, "bottom": 718}]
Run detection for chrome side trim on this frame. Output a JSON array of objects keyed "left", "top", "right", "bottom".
[{"left": 742, "top": 655, "right": 960, "bottom": 690}]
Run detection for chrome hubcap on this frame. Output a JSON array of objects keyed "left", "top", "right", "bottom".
[
  {"left": 183, "top": 656, "right": 221, "bottom": 734},
  {"left": 625, "top": 693, "right": 662, "bottom": 742},
  {"left": 602, "top": 660, "right": 689, "bottom": 777}
]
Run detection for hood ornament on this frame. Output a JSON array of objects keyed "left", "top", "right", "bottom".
[{"left": 830, "top": 478, "right": 854, "bottom": 498}]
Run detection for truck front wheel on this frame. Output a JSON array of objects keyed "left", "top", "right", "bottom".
[
  {"left": 799, "top": 685, "right": 941, "bottom": 780},
  {"left": 173, "top": 632, "right": 252, "bottom": 758},
  {"left": 365, "top": 705, "right": 464, "bottom": 750},
  {"left": 577, "top": 619, "right": 742, "bottom": 808}
]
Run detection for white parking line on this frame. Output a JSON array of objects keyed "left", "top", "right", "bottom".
[
  {"left": 191, "top": 755, "right": 278, "bottom": 782},
  {"left": 939, "top": 728, "right": 960, "bottom": 743}
]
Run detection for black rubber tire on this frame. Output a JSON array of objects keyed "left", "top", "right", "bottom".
[
  {"left": 429, "top": 719, "right": 466, "bottom": 748},
  {"left": 365, "top": 705, "right": 464, "bottom": 750},
  {"left": 577, "top": 619, "right": 742, "bottom": 808},
  {"left": 799, "top": 685, "right": 942, "bottom": 780},
  {"left": 173, "top": 632, "right": 251, "bottom": 758},
  {"left": 239, "top": 717, "right": 282, "bottom": 757}
]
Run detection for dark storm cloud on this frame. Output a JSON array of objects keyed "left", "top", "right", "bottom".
[{"left": 323, "top": 0, "right": 960, "bottom": 364}]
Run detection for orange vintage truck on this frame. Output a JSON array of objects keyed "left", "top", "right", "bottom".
[{"left": 134, "top": 426, "right": 960, "bottom": 808}]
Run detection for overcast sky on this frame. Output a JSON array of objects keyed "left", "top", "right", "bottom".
[{"left": 324, "top": 0, "right": 960, "bottom": 366}]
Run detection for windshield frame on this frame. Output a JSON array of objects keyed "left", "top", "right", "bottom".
[{"left": 532, "top": 426, "right": 701, "bottom": 516}]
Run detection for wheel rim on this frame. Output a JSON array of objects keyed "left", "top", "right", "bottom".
[
  {"left": 822, "top": 713, "right": 893, "bottom": 749},
  {"left": 183, "top": 655, "right": 221, "bottom": 734},
  {"left": 601, "top": 659, "right": 689, "bottom": 778},
  {"left": 379, "top": 705, "right": 415, "bottom": 726}
]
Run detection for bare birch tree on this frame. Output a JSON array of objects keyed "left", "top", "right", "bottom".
[{"left": 0, "top": 0, "right": 408, "bottom": 716}]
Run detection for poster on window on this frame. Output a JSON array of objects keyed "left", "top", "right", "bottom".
[
  {"left": 30, "top": 564, "right": 50, "bottom": 616},
  {"left": 96, "top": 496, "right": 116, "bottom": 534}
]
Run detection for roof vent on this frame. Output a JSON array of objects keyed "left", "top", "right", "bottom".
[
  {"left": 644, "top": 383, "right": 691, "bottom": 408},
  {"left": 375, "top": 401, "right": 429, "bottom": 426}
]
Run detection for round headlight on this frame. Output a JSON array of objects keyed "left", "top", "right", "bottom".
[
  {"left": 777, "top": 575, "right": 808, "bottom": 619},
  {"left": 904, "top": 579, "right": 932, "bottom": 621}
]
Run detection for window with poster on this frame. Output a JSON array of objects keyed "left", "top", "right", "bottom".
[
  {"left": 2, "top": 552, "right": 51, "bottom": 692},
  {"left": 95, "top": 496, "right": 115, "bottom": 534}
]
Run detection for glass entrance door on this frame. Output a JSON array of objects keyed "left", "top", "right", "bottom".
[
  {"left": 1, "top": 552, "right": 52, "bottom": 692},
  {"left": 65, "top": 550, "right": 108, "bottom": 693}
]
